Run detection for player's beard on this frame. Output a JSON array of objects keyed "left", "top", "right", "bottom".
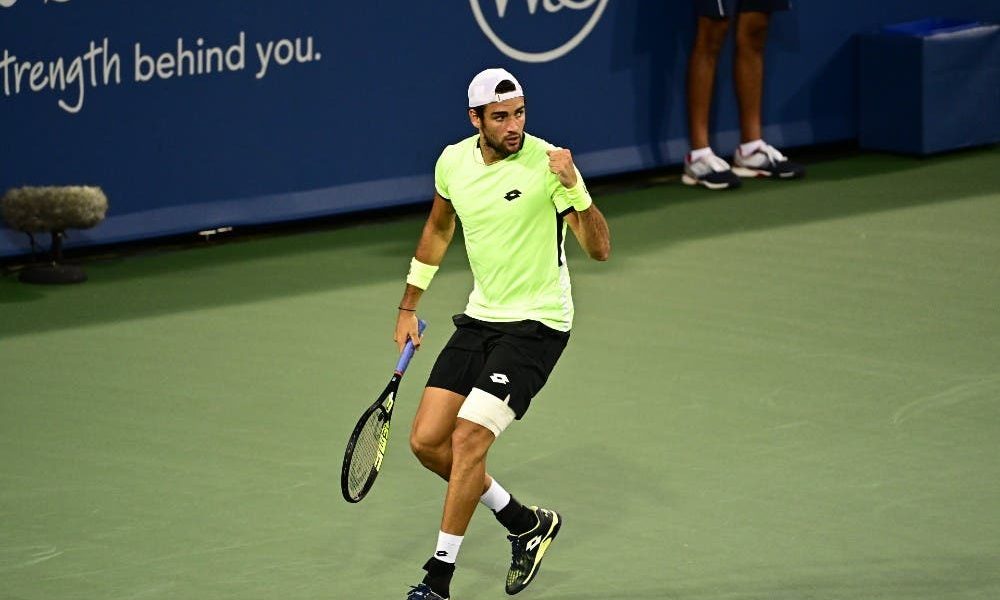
[{"left": 483, "top": 131, "right": 524, "bottom": 159}]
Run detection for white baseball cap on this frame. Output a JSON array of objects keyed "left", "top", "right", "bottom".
[{"left": 467, "top": 68, "right": 524, "bottom": 108}]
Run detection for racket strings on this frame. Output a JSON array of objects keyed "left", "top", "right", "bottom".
[{"left": 346, "top": 408, "right": 389, "bottom": 497}]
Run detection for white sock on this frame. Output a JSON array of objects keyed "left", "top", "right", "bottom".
[
  {"left": 689, "top": 146, "right": 715, "bottom": 161},
  {"left": 479, "top": 478, "right": 512, "bottom": 512},
  {"left": 740, "top": 139, "right": 764, "bottom": 156},
  {"left": 434, "top": 531, "right": 463, "bottom": 564}
]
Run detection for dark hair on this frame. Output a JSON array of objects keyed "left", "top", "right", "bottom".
[{"left": 472, "top": 79, "right": 519, "bottom": 120}]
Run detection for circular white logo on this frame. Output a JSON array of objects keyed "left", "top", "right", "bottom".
[{"left": 469, "top": 0, "right": 608, "bottom": 63}]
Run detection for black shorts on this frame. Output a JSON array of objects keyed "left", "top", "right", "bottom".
[
  {"left": 694, "top": 0, "right": 791, "bottom": 19},
  {"left": 425, "top": 314, "right": 570, "bottom": 420}
]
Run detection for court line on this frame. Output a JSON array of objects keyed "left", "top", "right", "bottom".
[{"left": 891, "top": 375, "right": 1000, "bottom": 425}]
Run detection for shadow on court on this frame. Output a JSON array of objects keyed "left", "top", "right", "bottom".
[
  {"left": 587, "top": 147, "right": 999, "bottom": 267},
  {"left": 0, "top": 147, "right": 996, "bottom": 339}
]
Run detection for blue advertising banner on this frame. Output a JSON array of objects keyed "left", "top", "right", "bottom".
[{"left": 2, "top": 0, "right": 998, "bottom": 256}]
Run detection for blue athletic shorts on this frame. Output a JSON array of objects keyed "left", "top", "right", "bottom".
[{"left": 694, "top": 0, "right": 791, "bottom": 19}]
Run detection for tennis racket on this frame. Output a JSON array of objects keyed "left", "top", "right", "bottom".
[{"left": 341, "top": 319, "right": 427, "bottom": 503}]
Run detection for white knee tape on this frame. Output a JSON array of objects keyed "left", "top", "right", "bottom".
[{"left": 457, "top": 388, "right": 516, "bottom": 437}]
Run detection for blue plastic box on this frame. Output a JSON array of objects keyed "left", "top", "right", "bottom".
[{"left": 859, "top": 18, "right": 1000, "bottom": 154}]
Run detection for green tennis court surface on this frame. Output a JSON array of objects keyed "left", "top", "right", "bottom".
[{"left": 2, "top": 148, "right": 998, "bottom": 599}]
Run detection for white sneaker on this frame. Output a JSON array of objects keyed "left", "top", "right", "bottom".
[
  {"left": 682, "top": 152, "right": 742, "bottom": 190},
  {"left": 732, "top": 142, "right": 806, "bottom": 179}
]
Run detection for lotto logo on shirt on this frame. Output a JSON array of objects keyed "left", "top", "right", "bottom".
[{"left": 469, "top": 0, "right": 609, "bottom": 63}]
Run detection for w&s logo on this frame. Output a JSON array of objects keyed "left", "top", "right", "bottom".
[{"left": 469, "top": 0, "right": 608, "bottom": 63}]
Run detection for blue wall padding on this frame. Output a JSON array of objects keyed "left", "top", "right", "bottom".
[
  {"left": 860, "top": 19, "right": 1000, "bottom": 154},
  {"left": 2, "top": 2, "right": 999, "bottom": 256}
]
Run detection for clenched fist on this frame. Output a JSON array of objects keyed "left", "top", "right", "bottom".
[{"left": 546, "top": 147, "right": 578, "bottom": 189}]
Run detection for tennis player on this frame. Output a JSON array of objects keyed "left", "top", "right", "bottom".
[{"left": 395, "top": 68, "right": 611, "bottom": 599}]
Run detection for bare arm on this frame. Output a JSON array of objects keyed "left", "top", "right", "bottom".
[
  {"left": 565, "top": 204, "right": 611, "bottom": 261},
  {"left": 395, "top": 193, "right": 456, "bottom": 351},
  {"left": 547, "top": 147, "right": 611, "bottom": 262}
]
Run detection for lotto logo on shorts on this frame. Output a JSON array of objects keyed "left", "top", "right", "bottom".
[{"left": 490, "top": 372, "right": 509, "bottom": 385}]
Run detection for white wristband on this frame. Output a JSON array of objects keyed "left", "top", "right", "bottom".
[
  {"left": 406, "top": 257, "right": 439, "bottom": 290},
  {"left": 564, "top": 180, "right": 593, "bottom": 212}
]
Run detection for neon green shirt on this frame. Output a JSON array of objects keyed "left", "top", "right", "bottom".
[{"left": 434, "top": 132, "right": 587, "bottom": 332}]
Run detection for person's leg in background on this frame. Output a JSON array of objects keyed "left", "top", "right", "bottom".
[
  {"left": 734, "top": 10, "right": 769, "bottom": 146},
  {"left": 683, "top": 1, "right": 743, "bottom": 190},
  {"left": 688, "top": 15, "right": 730, "bottom": 152},
  {"left": 731, "top": 1, "right": 806, "bottom": 179}
]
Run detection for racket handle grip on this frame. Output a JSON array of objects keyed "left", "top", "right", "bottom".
[{"left": 395, "top": 319, "right": 427, "bottom": 374}]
